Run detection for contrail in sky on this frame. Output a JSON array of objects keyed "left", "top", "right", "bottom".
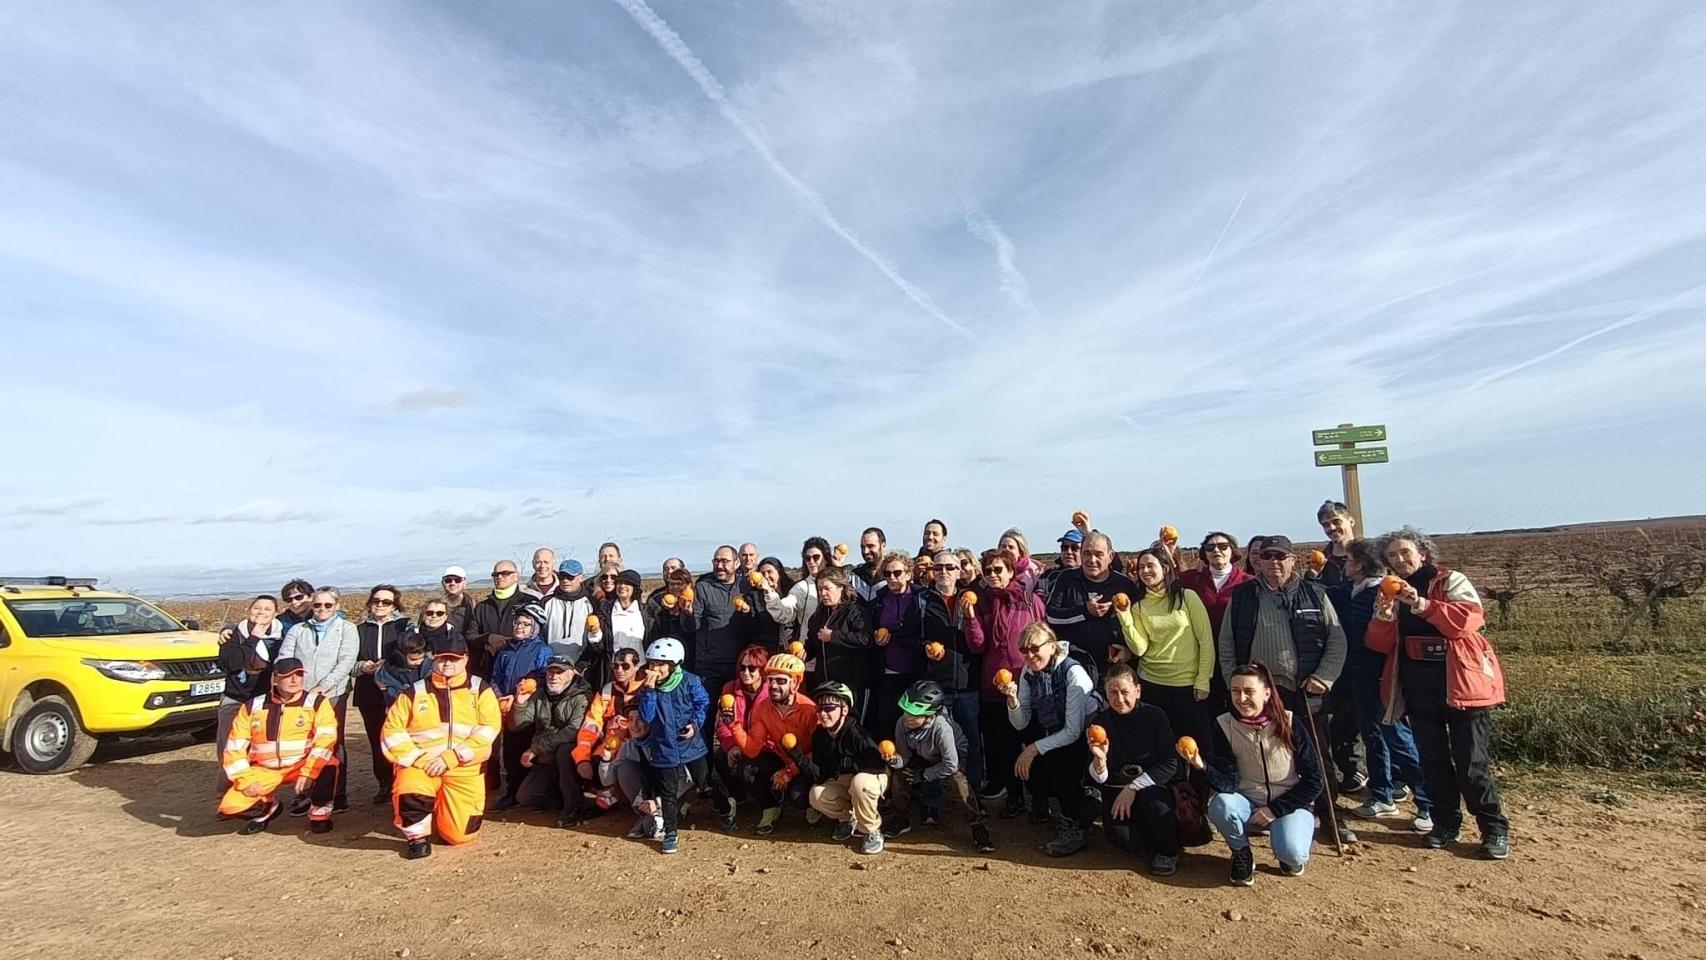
[
  {"left": 965, "top": 206, "right": 1039, "bottom": 324},
  {"left": 613, "top": 0, "right": 972, "bottom": 339},
  {"left": 1176, "top": 190, "right": 1248, "bottom": 316},
  {"left": 1468, "top": 284, "right": 1704, "bottom": 390}
]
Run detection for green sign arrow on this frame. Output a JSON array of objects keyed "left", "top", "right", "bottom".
[
  {"left": 1315, "top": 447, "right": 1389, "bottom": 467},
  {"left": 1312, "top": 424, "right": 1387, "bottom": 446}
]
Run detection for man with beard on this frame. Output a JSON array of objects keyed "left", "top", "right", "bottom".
[
  {"left": 851, "top": 527, "right": 887, "bottom": 604},
  {"left": 440, "top": 566, "right": 476, "bottom": 640},
  {"left": 1044, "top": 531, "right": 1137, "bottom": 675},
  {"left": 720, "top": 653, "right": 819, "bottom": 835},
  {"left": 511, "top": 645, "right": 594, "bottom": 825}
]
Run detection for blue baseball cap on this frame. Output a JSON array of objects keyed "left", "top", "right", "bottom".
[
  {"left": 557, "top": 558, "right": 584, "bottom": 576},
  {"left": 1058, "top": 529, "right": 1084, "bottom": 545}
]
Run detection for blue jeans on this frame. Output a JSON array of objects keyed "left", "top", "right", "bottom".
[
  {"left": 948, "top": 691, "right": 984, "bottom": 792},
  {"left": 1208, "top": 792, "right": 1315, "bottom": 866},
  {"left": 1348, "top": 651, "right": 1432, "bottom": 813}
]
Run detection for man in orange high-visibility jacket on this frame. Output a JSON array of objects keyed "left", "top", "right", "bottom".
[
  {"left": 217, "top": 657, "right": 340, "bottom": 835},
  {"left": 381, "top": 635, "right": 501, "bottom": 859}
]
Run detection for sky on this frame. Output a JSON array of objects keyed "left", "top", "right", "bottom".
[{"left": 2, "top": 1, "right": 1704, "bottom": 595}]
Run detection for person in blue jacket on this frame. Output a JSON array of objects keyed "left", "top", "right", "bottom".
[
  {"left": 491, "top": 604, "right": 552, "bottom": 810},
  {"left": 636, "top": 636, "right": 716, "bottom": 855}
]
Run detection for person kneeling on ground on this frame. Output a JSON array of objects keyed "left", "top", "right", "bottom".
[
  {"left": 1187, "top": 662, "right": 1323, "bottom": 886},
  {"left": 722, "top": 653, "right": 820, "bottom": 835},
  {"left": 217, "top": 657, "right": 340, "bottom": 835},
  {"left": 381, "top": 635, "right": 501, "bottom": 860},
  {"left": 636, "top": 637, "right": 722, "bottom": 855},
  {"left": 1087, "top": 664, "right": 1181, "bottom": 876},
  {"left": 804, "top": 681, "right": 890, "bottom": 855},
  {"left": 511, "top": 645, "right": 593, "bottom": 826},
  {"left": 887, "top": 679, "right": 994, "bottom": 852}
]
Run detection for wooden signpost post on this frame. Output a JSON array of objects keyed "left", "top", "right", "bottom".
[{"left": 1311, "top": 422, "right": 1388, "bottom": 533}]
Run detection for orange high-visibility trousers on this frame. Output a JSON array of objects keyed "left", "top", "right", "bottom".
[
  {"left": 218, "top": 762, "right": 336, "bottom": 821},
  {"left": 394, "top": 766, "right": 486, "bottom": 845}
]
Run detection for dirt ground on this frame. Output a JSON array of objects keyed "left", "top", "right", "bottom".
[{"left": 1, "top": 722, "right": 1703, "bottom": 960}]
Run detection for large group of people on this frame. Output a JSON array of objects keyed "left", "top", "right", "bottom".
[{"left": 212, "top": 507, "right": 1512, "bottom": 882}]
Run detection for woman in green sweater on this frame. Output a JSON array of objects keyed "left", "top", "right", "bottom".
[{"left": 1114, "top": 547, "right": 1215, "bottom": 761}]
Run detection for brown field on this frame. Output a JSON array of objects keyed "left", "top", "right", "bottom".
[{"left": 3, "top": 519, "right": 1705, "bottom": 959}]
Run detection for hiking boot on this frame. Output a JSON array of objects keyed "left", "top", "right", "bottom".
[
  {"left": 492, "top": 795, "right": 519, "bottom": 813},
  {"left": 832, "top": 820, "right": 856, "bottom": 842},
  {"left": 1044, "top": 818, "right": 1087, "bottom": 857},
  {"left": 1229, "top": 846, "right": 1255, "bottom": 886},
  {"left": 1150, "top": 853, "right": 1179, "bottom": 877},
  {"left": 1280, "top": 860, "right": 1306, "bottom": 877},
  {"left": 661, "top": 833, "right": 679, "bottom": 855},
  {"left": 860, "top": 830, "right": 885, "bottom": 855},
  {"left": 1411, "top": 811, "right": 1435, "bottom": 834},
  {"left": 1481, "top": 833, "right": 1510, "bottom": 861},
  {"left": 756, "top": 806, "right": 782, "bottom": 836},
  {"left": 804, "top": 807, "right": 823, "bottom": 826},
  {"left": 404, "top": 839, "right": 431, "bottom": 860},
  {"left": 921, "top": 806, "right": 941, "bottom": 827},
  {"left": 1027, "top": 804, "right": 1052, "bottom": 826},
  {"left": 237, "top": 800, "right": 281, "bottom": 835},
  {"left": 719, "top": 797, "right": 738, "bottom": 832},
  {"left": 371, "top": 788, "right": 391, "bottom": 805},
  {"left": 1338, "top": 772, "right": 1370, "bottom": 795},
  {"left": 1352, "top": 799, "right": 1400, "bottom": 820},
  {"left": 972, "top": 822, "right": 995, "bottom": 853},
  {"left": 999, "top": 793, "right": 1027, "bottom": 820},
  {"left": 1423, "top": 826, "right": 1462, "bottom": 849}
]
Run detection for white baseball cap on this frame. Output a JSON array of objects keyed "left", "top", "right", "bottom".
[{"left": 442, "top": 565, "right": 468, "bottom": 580}]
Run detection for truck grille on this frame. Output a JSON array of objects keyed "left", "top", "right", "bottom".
[{"left": 158, "top": 658, "right": 222, "bottom": 680}]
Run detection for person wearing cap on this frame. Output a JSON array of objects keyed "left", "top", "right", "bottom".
[
  {"left": 217, "top": 657, "right": 340, "bottom": 834},
  {"left": 439, "top": 566, "right": 476, "bottom": 641},
  {"left": 1038, "top": 529, "right": 1084, "bottom": 602},
  {"left": 543, "top": 557, "right": 599, "bottom": 686},
  {"left": 510, "top": 644, "right": 594, "bottom": 825},
  {"left": 522, "top": 546, "right": 561, "bottom": 601},
  {"left": 381, "top": 634, "right": 501, "bottom": 859},
  {"left": 215, "top": 595, "right": 281, "bottom": 792},
  {"left": 635, "top": 637, "right": 717, "bottom": 855},
  {"left": 1044, "top": 530, "right": 1139, "bottom": 676},
  {"left": 468, "top": 559, "right": 526, "bottom": 678},
  {"left": 886, "top": 679, "right": 992, "bottom": 852},
  {"left": 279, "top": 587, "right": 361, "bottom": 813},
  {"left": 721, "top": 653, "right": 820, "bottom": 835},
  {"left": 491, "top": 603, "right": 553, "bottom": 811},
  {"left": 1218, "top": 534, "right": 1354, "bottom": 846},
  {"left": 804, "top": 681, "right": 890, "bottom": 854}
]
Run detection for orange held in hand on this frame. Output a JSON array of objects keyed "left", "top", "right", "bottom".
[
  {"left": 720, "top": 694, "right": 736, "bottom": 710},
  {"left": 994, "top": 668, "right": 1013, "bottom": 687},
  {"left": 879, "top": 740, "right": 896, "bottom": 759},
  {"left": 1160, "top": 525, "right": 1179, "bottom": 544},
  {"left": 585, "top": 614, "right": 600, "bottom": 632},
  {"left": 925, "top": 641, "right": 945, "bottom": 660},
  {"left": 662, "top": 594, "right": 678, "bottom": 609},
  {"left": 1307, "top": 549, "right": 1327, "bottom": 573},
  {"left": 1112, "top": 592, "right": 1131, "bottom": 611},
  {"left": 604, "top": 734, "right": 621, "bottom": 752},
  {"left": 961, "top": 590, "right": 978, "bottom": 609},
  {"left": 681, "top": 585, "right": 695, "bottom": 603},
  {"left": 517, "top": 678, "right": 537, "bottom": 696},
  {"left": 874, "top": 627, "right": 891, "bottom": 646},
  {"left": 1086, "top": 724, "right": 1109, "bottom": 747},
  {"left": 748, "top": 571, "right": 766, "bottom": 587},
  {"left": 1380, "top": 575, "right": 1405, "bottom": 599},
  {"left": 1072, "top": 510, "right": 1089, "bottom": 528},
  {"left": 834, "top": 542, "right": 849, "bottom": 557},
  {"left": 1176, "top": 736, "right": 1199, "bottom": 761},
  {"left": 733, "top": 596, "right": 750, "bottom": 613},
  {"left": 781, "top": 733, "right": 798, "bottom": 751}
]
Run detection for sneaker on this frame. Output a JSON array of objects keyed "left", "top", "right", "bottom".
[
  {"left": 661, "top": 833, "right": 679, "bottom": 855},
  {"left": 651, "top": 819, "right": 666, "bottom": 841},
  {"left": 331, "top": 798, "right": 351, "bottom": 814},
  {"left": 999, "top": 794, "right": 1027, "bottom": 820},
  {"left": 1411, "top": 811, "right": 1435, "bottom": 834},
  {"left": 309, "top": 819, "right": 333, "bottom": 834},
  {"left": 1338, "top": 773, "right": 1370, "bottom": 795},
  {"left": 1229, "top": 846, "right": 1255, "bottom": 886},
  {"left": 832, "top": 820, "right": 856, "bottom": 842},
  {"left": 804, "top": 807, "right": 823, "bottom": 826},
  {"left": 860, "top": 830, "right": 885, "bottom": 855},
  {"left": 1044, "top": 819, "right": 1087, "bottom": 857},
  {"left": 492, "top": 795, "right": 519, "bottom": 813},
  {"left": 1027, "top": 805, "right": 1052, "bottom": 826},
  {"left": 404, "top": 839, "right": 431, "bottom": 860},
  {"left": 1423, "top": 826, "right": 1462, "bottom": 849},
  {"left": 1480, "top": 833, "right": 1510, "bottom": 860},
  {"left": 288, "top": 797, "right": 311, "bottom": 817},
  {"left": 921, "top": 806, "right": 941, "bottom": 827},
  {"left": 719, "top": 797, "right": 738, "bottom": 832},
  {"left": 978, "top": 785, "right": 1007, "bottom": 802},
  {"left": 371, "top": 788, "right": 391, "bottom": 805},
  {"left": 756, "top": 806, "right": 782, "bottom": 836},
  {"left": 1352, "top": 799, "right": 1400, "bottom": 820},
  {"left": 237, "top": 800, "right": 281, "bottom": 835},
  {"left": 1393, "top": 784, "right": 1414, "bottom": 804},
  {"left": 888, "top": 816, "right": 913, "bottom": 837},
  {"left": 972, "top": 822, "right": 995, "bottom": 853},
  {"left": 626, "top": 815, "right": 656, "bottom": 839},
  {"left": 1280, "top": 860, "right": 1306, "bottom": 877},
  {"left": 1150, "top": 853, "right": 1179, "bottom": 877}
]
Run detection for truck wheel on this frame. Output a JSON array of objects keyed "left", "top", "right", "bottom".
[{"left": 11, "top": 696, "right": 99, "bottom": 774}]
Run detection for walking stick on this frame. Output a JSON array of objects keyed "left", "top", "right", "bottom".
[{"left": 1300, "top": 692, "right": 1347, "bottom": 857}]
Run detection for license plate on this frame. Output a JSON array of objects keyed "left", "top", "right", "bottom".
[{"left": 190, "top": 680, "right": 224, "bottom": 697}]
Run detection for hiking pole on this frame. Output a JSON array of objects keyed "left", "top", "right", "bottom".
[{"left": 1300, "top": 692, "right": 1347, "bottom": 857}]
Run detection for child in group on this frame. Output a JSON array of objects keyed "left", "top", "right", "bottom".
[
  {"left": 803, "top": 681, "right": 890, "bottom": 854},
  {"left": 376, "top": 632, "right": 432, "bottom": 706},
  {"left": 886, "top": 679, "right": 994, "bottom": 853},
  {"left": 635, "top": 637, "right": 716, "bottom": 855},
  {"left": 1086, "top": 664, "right": 1181, "bottom": 876}
]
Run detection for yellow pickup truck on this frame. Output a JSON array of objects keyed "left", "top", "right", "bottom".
[{"left": 1, "top": 577, "right": 222, "bottom": 773}]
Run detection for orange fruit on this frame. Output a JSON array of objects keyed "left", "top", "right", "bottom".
[
  {"left": 1160, "top": 525, "right": 1179, "bottom": 543},
  {"left": 879, "top": 740, "right": 896, "bottom": 759},
  {"left": 1071, "top": 510, "right": 1089, "bottom": 527},
  {"left": 1380, "top": 575, "right": 1405, "bottom": 599},
  {"left": 788, "top": 641, "right": 806, "bottom": 659},
  {"left": 720, "top": 694, "right": 736, "bottom": 710},
  {"left": 748, "top": 571, "right": 766, "bottom": 587},
  {"left": 662, "top": 594, "right": 678, "bottom": 609},
  {"left": 994, "top": 668, "right": 1013, "bottom": 687},
  {"left": 1086, "top": 724, "right": 1109, "bottom": 747},
  {"left": 833, "top": 542, "right": 849, "bottom": 557},
  {"left": 517, "top": 678, "right": 537, "bottom": 695},
  {"left": 961, "top": 590, "right": 978, "bottom": 608},
  {"left": 1307, "top": 549, "right": 1327, "bottom": 572},
  {"left": 1112, "top": 592, "right": 1131, "bottom": 611},
  {"left": 585, "top": 614, "right": 601, "bottom": 632},
  {"left": 781, "top": 733, "right": 798, "bottom": 751},
  {"left": 925, "top": 641, "right": 945, "bottom": 660},
  {"left": 604, "top": 734, "right": 621, "bottom": 752},
  {"left": 682, "top": 585, "right": 696, "bottom": 603},
  {"left": 733, "top": 596, "right": 750, "bottom": 613},
  {"left": 1176, "top": 736, "right": 1199, "bottom": 760},
  {"left": 874, "top": 627, "right": 891, "bottom": 646}
]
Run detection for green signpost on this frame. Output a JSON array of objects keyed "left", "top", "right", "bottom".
[{"left": 1311, "top": 423, "right": 1390, "bottom": 533}]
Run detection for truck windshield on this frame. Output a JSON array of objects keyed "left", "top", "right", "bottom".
[{"left": 4, "top": 598, "right": 185, "bottom": 637}]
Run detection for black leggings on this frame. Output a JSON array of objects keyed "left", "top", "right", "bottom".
[
  {"left": 644, "top": 755, "right": 711, "bottom": 836},
  {"left": 1022, "top": 725, "right": 1087, "bottom": 821},
  {"left": 981, "top": 700, "right": 1024, "bottom": 796},
  {"left": 750, "top": 751, "right": 812, "bottom": 810},
  {"left": 1097, "top": 782, "right": 1178, "bottom": 856}
]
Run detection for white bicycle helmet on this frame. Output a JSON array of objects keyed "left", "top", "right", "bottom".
[{"left": 643, "top": 637, "right": 686, "bottom": 664}]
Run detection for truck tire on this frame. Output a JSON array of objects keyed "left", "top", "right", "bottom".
[{"left": 10, "top": 695, "right": 100, "bottom": 774}]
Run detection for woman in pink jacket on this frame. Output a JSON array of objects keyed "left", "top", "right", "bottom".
[
  {"left": 965, "top": 552, "right": 1047, "bottom": 818},
  {"left": 1366, "top": 527, "right": 1510, "bottom": 861}
]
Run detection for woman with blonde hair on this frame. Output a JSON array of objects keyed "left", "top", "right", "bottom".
[
  {"left": 999, "top": 621, "right": 1095, "bottom": 856},
  {"left": 998, "top": 528, "right": 1038, "bottom": 595}
]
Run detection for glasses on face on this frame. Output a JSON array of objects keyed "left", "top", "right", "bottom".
[
  {"left": 599, "top": 575, "right": 618, "bottom": 582},
  {"left": 804, "top": 553, "right": 824, "bottom": 563},
  {"left": 883, "top": 569, "right": 908, "bottom": 579},
  {"left": 613, "top": 660, "right": 637, "bottom": 672},
  {"left": 1204, "top": 542, "right": 1233, "bottom": 552},
  {"left": 312, "top": 602, "right": 338, "bottom": 610},
  {"left": 1259, "top": 551, "right": 1291, "bottom": 561},
  {"left": 1021, "top": 642, "right": 1051, "bottom": 654},
  {"left": 493, "top": 570, "right": 517, "bottom": 578},
  {"left": 424, "top": 610, "right": 447, "bottom": 618},
  {"left": 820, "top": 701, "right": 844, "bottom": 713},
  {"left": 988, "top": 567, "right": 1009, "bottom": 576},
  {"left": 285, "top": 593, "right": 309, "bottom": 602},
  {"left": 442, "top": 576, "right": 463, "bottom": 584},
  {"left": 372, "top": 597, "right": 396, "bottom": 607},
  {"left": 738, "top": 664, "right": 763, "bottom": 674},
  {"left": 937, "top": 562, "right": 961, "bottom": 571}
]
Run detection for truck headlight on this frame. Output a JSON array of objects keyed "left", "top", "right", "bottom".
[{"left": 82, "top": 659, "right": 167, "bottom": 682}]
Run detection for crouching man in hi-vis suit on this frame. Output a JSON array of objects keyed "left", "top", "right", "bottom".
[
  {"left": 217, "top": 657, "right": 339, "bottom": 835},
  {"left": 381, "top": 634, "right": 501, "bottom": 859}
]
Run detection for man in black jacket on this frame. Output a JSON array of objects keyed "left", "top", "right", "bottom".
[{"left": 1045, "top": 531, "right": 1137, "bottom": 674}]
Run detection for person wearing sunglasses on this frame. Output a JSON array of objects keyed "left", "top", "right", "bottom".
[
  {"left": 279, "top": 587, "right": 361, "bottom": 813},
  {"left": 469, "top": 559, "right": 526, "bottom": 678},
  {"left": 966, "top": 552, "right": 1048, "bottom": 818},
  {"left": 439, "top": 566, "right": 476, "bottom": 640},
  {"left": 232, "top": 578, "right": 315, "bottom": 658},
  {"left": 760, "top": 537, "right": 832, "bottom": 648},
  {"left": 1038, "top": 531, "right": 1083, "bottom": 603},
  {"left": 1218, "top": 535, "right": 1354, "bottom": 846},
  {"left": 354, "top": 584, "right": 413, "bottom": 805},
  {"left": 1001, "top": 621, "right": 1096, "bottom": 857},
  {"left": 380, "top": 633, "right": 502, "bottom": 860},
  {"left": 710, "top": 644, "right": 772, "bottom": 830},
  {"left": 542, "top": 558, "right": 599, "bottom": 686},
  {"left": 1178, "top": 531, "right": 1251, "bottom": 716},
  {"left": 1044, "top": 530, "right": 1139, "bottom": 676},
  {"left": 870, "top": 550, "right": 923, "bottom": 741},
  {"left": 570, "top": 647, "right": 647, "bottom": 808}
]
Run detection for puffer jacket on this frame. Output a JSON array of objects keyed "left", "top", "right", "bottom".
[
  {"left": 1365, "top": 566, "right": 1506, "bottom": 715},
  {"left": 636, "top": 670, "right": 711, "bottom": 768},
  {"left": 512, "top": 677, "right": 593, "bottom": 757},
  {"left": 491, "top": 635, "right": 551, "bottom": 697},
  {"left": 279, "top": 615, "right": 360, "bottom": 697}
]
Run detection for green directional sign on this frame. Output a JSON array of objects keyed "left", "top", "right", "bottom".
[
  {"left": 1313, "top": 424, "right": 1387, "bottom": 446},
  {"left": 1315, "top": 447, "right": 1389, "bottom": 467}
]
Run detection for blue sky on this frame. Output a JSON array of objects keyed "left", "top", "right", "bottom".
[{"left": 3, "top": 1, "right": 1704, "bottom": 594}]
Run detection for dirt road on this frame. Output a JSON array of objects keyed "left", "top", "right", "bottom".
[{"left": 1, "top": 728, "right": 1702, "bottom": 960}]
